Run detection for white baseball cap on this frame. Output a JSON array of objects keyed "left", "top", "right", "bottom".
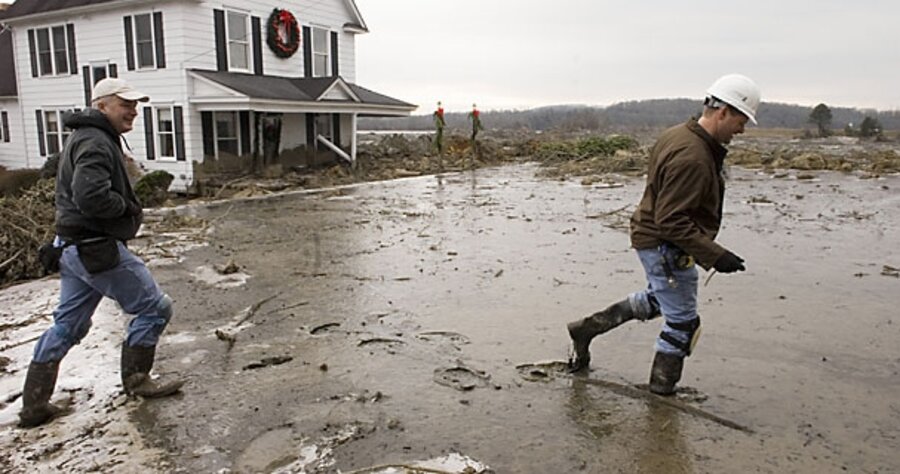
[{"left": 92, "top": 78, "right": 150, "bottom": 102}]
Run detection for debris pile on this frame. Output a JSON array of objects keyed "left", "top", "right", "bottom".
[{"left": 0, "top": 179, "right": 56, "bottom": 287}]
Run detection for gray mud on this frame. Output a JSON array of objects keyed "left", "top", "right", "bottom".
[
  {"left": 132, "top": 163, "right": 900, "bottom": 472},
  {"left": 2, "top": 161, "right": 898, "bottom": 473}
]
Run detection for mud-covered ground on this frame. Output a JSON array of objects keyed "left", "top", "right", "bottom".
[{"left": 1, "top": 136, "right": 899, "bottom": 473}]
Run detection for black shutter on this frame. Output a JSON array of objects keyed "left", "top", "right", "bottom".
[
  {"left": 174, "top": 106, "right": 186, "bottom": 161},
  {"left": 153, "top": 12, "right": 166, "bottom": 69},
  {"left": 201, "top": 112, "right": 214, "bottom": 156},
  {"left": 123, "top": 16, "right": 135, "bottom": 70},
  {"left": 251, "top": 16, "right": 263, "bottom": 75},
  {"left": 239, "top": 111, "right": 250, "bottom": 155},
  {"left": 144, "top": 107, "right": 155, "bottom": 160},
  {"left": 27, "top": 29, "right": 38, "bottom": 77},
  {"left": 302, "top": 26, "right": 311, "bottom": 77},
  {"left": 330, "top": 31, "right": 338, "bottom": 77},
  {"left": 109, "top": 63, "right": 118, "bottom": 78},
  {"left": 35, "top": 110, "right": 46, "bottom": 156},
  {"left": 214, "top": 9, "right": 227, "bottom": 71},
  {"left": 66, "top": 24, "right": 77, "bottom": 74},
  {"left": 1, "top": 111, "right": 9, "bottom": 143},
  {"left": 306, "top": 113, "right": 315, "bottom": 148},
  {"left": 82, "top": 65, "right": 91, "bottom": 106}
]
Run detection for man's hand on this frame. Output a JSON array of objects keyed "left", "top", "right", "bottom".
[
  {"left": 125, "top": 200, "right": 143, "bottom": 218},
  {"left": 714, "top": 251, "right": 746, "bottom": 273}
]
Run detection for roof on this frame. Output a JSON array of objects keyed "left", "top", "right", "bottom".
[
  {"left": 0, "top": 0, "right": 368, "bottom": 30},
  {"left": 0, "top": 26, "right": 16, "bottom": 97},
  {"left": 190, "top": 69, "right": 415, "bottom": 111}
]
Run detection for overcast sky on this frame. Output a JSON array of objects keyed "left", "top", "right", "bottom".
[{"left": 355, "top": 0, "right": 900, "bottom": 113}]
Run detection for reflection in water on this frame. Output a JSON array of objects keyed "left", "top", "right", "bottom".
[{"left": 566, "top": 378, "right": 693, "bottom": 473}]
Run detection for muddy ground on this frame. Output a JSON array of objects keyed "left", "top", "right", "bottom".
[{"left": 1, "top": 135, "right": 899, "bottom": 473}]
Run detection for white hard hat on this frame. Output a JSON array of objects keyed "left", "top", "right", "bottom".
[{"left": 706, "top": 74, "right": 760, "bottom": 124}]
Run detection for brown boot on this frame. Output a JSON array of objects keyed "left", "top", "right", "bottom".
[
  {"left": 121, "top": 344, "right": 184, "bottom": 398},
  {"left": 19, "top": 361, "right": 67, "bottom": 428},
  {"left": 648, "top": 352, "right": 684, "bottom": 396},
  {"left": 566, "top": 299, "right": 635, "bottom": 373}
]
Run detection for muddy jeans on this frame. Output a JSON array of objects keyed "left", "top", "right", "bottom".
[
  {"left": 32, "top": 237, "right": 171, "bottom": 363},
  {"left": 627, "top": 244, "right": 699, "bottom": 357}
]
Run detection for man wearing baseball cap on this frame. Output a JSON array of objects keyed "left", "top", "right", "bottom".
[{"left": 19, "top": 77, "right": 184, "bottom": 428}]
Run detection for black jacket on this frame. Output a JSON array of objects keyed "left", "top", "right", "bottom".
[{"left": 55, "top": 109, "right": 143, "bottom": 241}]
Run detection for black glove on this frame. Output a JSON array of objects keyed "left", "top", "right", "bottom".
[
  {"left": 125, "top": 199, "right": 143, "bottom": 217},
  {"left": 713, "top": 251, "right": 746, "bottom": 273}
]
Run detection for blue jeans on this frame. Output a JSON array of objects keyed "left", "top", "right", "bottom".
[
  {"left": 32, "top": 237, "right": 171, "bottom": 363},
  {"left": 627, "top": 244, "right": 699, "bottom": 357}
]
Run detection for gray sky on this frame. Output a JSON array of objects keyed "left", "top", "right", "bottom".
[{"left": 355, "top": 0, "right": 900, "bottom": 113}]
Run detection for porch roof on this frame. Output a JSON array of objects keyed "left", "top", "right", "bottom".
[{"left": 188, "top": 69, "right": 416, "bottom": 116}]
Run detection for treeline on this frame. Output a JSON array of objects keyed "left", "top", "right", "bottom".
[{"left": 360, "top": 99, "right": 900, "bottom": 132}]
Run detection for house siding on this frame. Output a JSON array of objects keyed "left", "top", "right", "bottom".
[{"left": 0, "top": 101, "right": 27, "bottom": 169}]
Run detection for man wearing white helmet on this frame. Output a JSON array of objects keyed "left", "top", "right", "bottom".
[{"left": 566, "top": 74, "right": 760, "bottom": 395}]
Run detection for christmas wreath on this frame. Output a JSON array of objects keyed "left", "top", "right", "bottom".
[{"left": 267, "top": 8, "right": 300, "bottom": 58}]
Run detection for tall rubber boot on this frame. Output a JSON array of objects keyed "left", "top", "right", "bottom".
[
  {"left": 566, "top": 299, "right": 635, "bottom": 373},
  {"left": 121, "top": 344, "right": 184, "bottom": 398},
  {"left": 18, "top": 361, "right": 66, "bottom": 428},
  {"left": 648, "top": 352, "right": 684, "bottom": 396}
]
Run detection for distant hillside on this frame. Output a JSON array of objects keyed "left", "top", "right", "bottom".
[{"left": 360, "top": 99, "right": 900, "bottom": 132}]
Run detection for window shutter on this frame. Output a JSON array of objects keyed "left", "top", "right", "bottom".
[
  {"left": 1, "top": 111, "right": 9, "bottom": 143},
  {"left": 305, "top": 113, "right": 315, "bottom": 148},
  {"left": 109, "top": 63, "right": 118, "bottom": 78},
  {"left": 123, "top": 17, "right": 135, "bottom": 70},
  {"left": 214, "top": 10, "right": 227, "bottom": 72},
  {"left": 302, "top": 26, "right": 312, "bottom": 78},
  {"left": 201, "top": 112, "right": 214, "bottom": 156},
  {"left": 27, "top": 29, "right": 38, "bottom": 77},
  {"left": 35, "top": 110, "right": 46, "bottom": 156},
  {"left": 332, "top": 113, "right": 341, "bottom": 148},
  {"left": 144, "top": 107, "right": 155, "bottom": 160},
  {"left": 66, "top": 24, "right": 78, "bottom": 74},
  {"left": 82, "top": 65, "right": 91, "bottom": 107},
  {"left": 330, "top": 31, "right": 338, "bottom": 77},
  {"left": 153, "top": 12, "right": 166, "bottom": 69},
  {"left": 251, "top": 16, "right": 263, "bottom": 76},
  {"left": 174, "top": 106, "right": 186, "bottom": 161},
  {"left": 239, "top": 111, "right": 250, "bottom": 155}
]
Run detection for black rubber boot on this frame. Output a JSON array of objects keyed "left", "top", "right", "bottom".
[
  {"left": 566, "top": 299, "right": 635, "bottom": 373},
  {"left": 648, "top": 352, "right": 684, "bottom": 396},
  {"left": 121, "top": 344, "right": 184, "bottom": 398},
  {"left": 19, "top": 361, "right": 66, "bottom": 428}
]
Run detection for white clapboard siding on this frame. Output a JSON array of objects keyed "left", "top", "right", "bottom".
[{"left": 0, "top": 101, "right": 28, "bottom": 169}]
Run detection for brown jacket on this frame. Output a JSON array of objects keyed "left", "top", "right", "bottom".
[{"left": 630, "top": 119, "right": 728, "bottom": 269}]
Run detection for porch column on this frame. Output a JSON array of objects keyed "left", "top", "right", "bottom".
[{"left": 351, "top": 113, "right": 358, "bottom": 169}]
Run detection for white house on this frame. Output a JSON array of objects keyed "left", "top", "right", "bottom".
[{"left": 0, "top": 0, "right": 415, "bottom": 192}]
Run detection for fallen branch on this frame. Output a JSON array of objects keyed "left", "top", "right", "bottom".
[{"left": 0, "top": 248, "right": 25, "bottom": 272}]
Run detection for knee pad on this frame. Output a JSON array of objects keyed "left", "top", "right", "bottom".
[
  {"left": 660, "top": 316, "right": 701, "bottom": 356},
  {"left": 156, "top": 294, "right": 173, "bottom": 322}
]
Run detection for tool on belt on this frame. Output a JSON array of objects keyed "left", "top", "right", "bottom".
[{"left": 659, "top": 243, "right": 694, "bottom": 288}]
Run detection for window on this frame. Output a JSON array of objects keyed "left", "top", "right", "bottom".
[
  {"left": 315, "top": 113, "right": 332, "bottom": 141},
  {"left": 215, "top": 112, "right": 239, "bottom": 155},
  {"left": 156, "top": 106, "right": 175, "bottom": 159},
  {"left": 35, "top": 26, "right": 70, "bottom": 76},
  {"left": 226, "top": 11, "right": 250, "bottom": 71},
  {"left": 312, "top": 27, "right": 329, "bottom": 77},
  {"left": 44, "top": 110, "right": 73, "bottom": 155},
  {"left": 91, "top": 64, "right": 109, "bottom": 85},
  {"left": 133, "top": 14, "right": 155, "bottom": 68}
]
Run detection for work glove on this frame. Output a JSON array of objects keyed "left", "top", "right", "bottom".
[
  {"left": 125, "top": 199, "right": 143, "bottom": 218},
  {"left": 713, "top": 251, "right": 745, "bottom": 273}
]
